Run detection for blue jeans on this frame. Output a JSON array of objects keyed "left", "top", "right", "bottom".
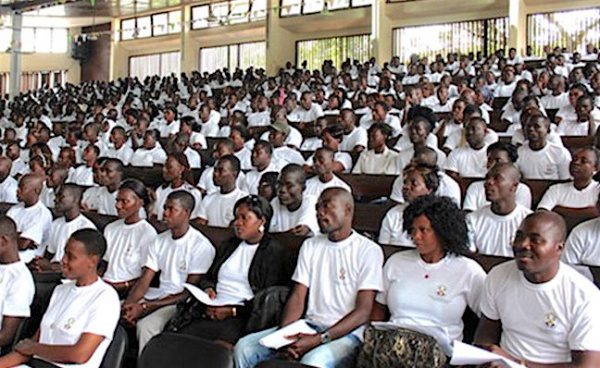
[{"left": 233, "top": 325, "right": 361, "bottom": 368}]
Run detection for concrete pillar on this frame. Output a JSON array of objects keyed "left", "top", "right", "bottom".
[
  {"left": 371, "top": 0, "right": 392, "bottom": 63},
  {"left": 508, "top": 0, "right": 527, "bottom": 55},
  {"left": 9, "top": 11, "right": 21, "bottom": 98},
  {"left": 265, "top": 0, "right": 296, "bottom": 74}
]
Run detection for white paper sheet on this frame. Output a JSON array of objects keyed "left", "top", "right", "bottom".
[
  {"left": 183, "top": 283, "right": 244, "bottom": 307},
  {"left": 259, "top": 320, "right": 318, "bottom": 349},
  {"left": 450, "top": 341, "right": 527, "bottom": 368}
]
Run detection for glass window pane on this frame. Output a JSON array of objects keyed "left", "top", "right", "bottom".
[
  {"left": 302, "top": 0, "right": 324, "bottom": 14},
  {"left": 168, "top": 10, "right": 181, "bottom": 33},
  {"left": 230, "top": 0, "right": 249, "bottom": 24},
  {"left": 35, "top": 28, "right": 52, "bottom": 53},
  {"left": 51, "top": 29, "right": 68, "bottom": 53},
  {"left": 137, "top": 16, "right": 152, "bottom": 38},
  {"left": 121, "top": 19, "right": 136, "bottom": 40},
  {"left": 297, "top": 34, "right": 371, "bottom": 70},
  {"left": 0, "top": 29, "right": 12, "bottom": 52},
  {"left": 192, "top": 6, "right": 209, "bottom": 29},
  {"left": 211, "top": 3, "right": 229, "bottom": 26},
  {"left": 328, "top": 0, "right": 349, "bottom": 10},
  {"left": 130, "top": 54, "right": 160, "bottom": 79},
  {"left": 280, "top": 0, "right": 301, "bottom": 16},
  {"left": 250, "top": 0, "right": 266, "bottom": 21},
  {"left": 200, "top": 46, "right": 229, "bottom": 73},
  {"left": 21, "top": 28, "right": 35, "bottom": 53},
  {"left": 351, "top": 0, "right": 370, "bottom": 6},
  {"left": 239, "top": 41, "right": 265, "bottom": 69},
  {"left": 152, "top": 13, "right": 168, "bottom": 36},
  {"left": 161, "top": 51, "right": 180, "bottom": 76},
  {"left": 228, "top": 45, "right": 238, "bottom": 70}
]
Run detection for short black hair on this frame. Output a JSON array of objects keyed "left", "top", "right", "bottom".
[
  {"left": 254, "top": 140, "right": 273, "bottom": 156},
  {"left": 218, "top": 154, "right": 241, "bottom": 177},
  {"left": 167, "top": 190, "right": 195, "bottom": 213},
  {"left": 70, "top": 228, "right": 107, "bottom": 259},
  {"left": 368, "top": 122, "right": 392, "bottom": 138},
  {"left": 119, "top": 178, "right": 151, "bottom": 206},
  {"left": 403, "top": 195, "right": 469, "bottom": 256},
  {"left": 487, "top": 142, "right": 519, "bottom": 163},
  {"left": 234, "top": 195, "right": 274, "bottom": 232}
]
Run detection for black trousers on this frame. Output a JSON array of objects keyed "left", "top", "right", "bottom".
[{"left": 178, "top": 316, "right": 248, "bottom": 344}]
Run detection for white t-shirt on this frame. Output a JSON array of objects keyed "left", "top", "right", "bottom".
[
  {"left": 304, "top": 175, "right": 352, "bottom": 198},
  {"left": 103, "top": 219, "right": 158, "bottom": 283},
  {"left": 517, "top": 143, "right": 572, "bottom": 180},
  {"left": 563, "top": 218, "right": 600, "bottom": 266},
  {"left": 537, "top": 181, "right": 600, "bottom": 210},
  {"left": 292, "top": 232, "right": 384, "bottom": 333},
  {"left": 233, "top": 147, "right": 253, "bottom": 171},
  {"left": 389, "top": 171, "right": 461, "bottom": 205},
  {"left": 7, "top": 201, "right": 53, "bottom": 254},
  {"left": 67, "top": 165, "right": 94, "bottom": 187},
  {"left": 480, "top": 262, "right": 600, "bottom": 364},
  {"left": 247, "top": 111, "right": 271, "bottom": 127},
  {"left": 556, "top": 119, "right": 600, "bottom": 136},
  {"left": 467, "top": 204, "right": 532, "bottom": 257},
  {"left": 378, "top": 204, "right": 413, "bottom": 247},
  {"left": 144, "top": 227, "right": 215, "bottom": 300},
  {"left": 95, "top": 187, "right": 119, "bottom": 216},
  {"left": 103, "top": 145, "right": 134, "bottom": 165},
  {"left": 197, "top": 188, "right": 248, "bottom": 228},
  {"left": 444, "top": 145, "right": 488, "bottom": 178},
  {"left": 340, "top": 127, "right": 368, "bottom": 152},
  {"left": 38, "top": 279, "right": 120, "bottom": 368},
  {"left": 462, "top": 181, "right": 532, "bottom": 212},
  {"left": 292, "top": 104, "right": 324, "bottom": 123},
  {"left": 541, "top": 93, "right": 570, "bottom": 110},
  {"left": 306, "top": 151, "right": 353, "bottom": 173},
  {"left": 270, "top": 195, "right": 319, "bottom": 235},
  {"left": 0, "top": 261, "right": 34, "bottom": 329},
  {"left": 196, "top": 166, "right": 246, "bottom": 195},
  {"left": 376, "top": 250, "right": 485, "bottom": 355},
  {"left": 130, "top": 146, "right": 167, "bottom": 167},
  {"left": 216, "top": 241, "right": 260, "bottom": 302},
  {"left": 352, "top": 148, "right": 400, "bottom": 175},
  {"left": 273, "top": 146, "right": 306, "bottom": 166},
  {"left": 154, "top": 183, "right": 203, "bottom": 220},
  {"left": 242, "top": 162, "right": 280, "bottom": 195},
  {"left": 184, "top": 148, "right": 202, "bottom": 169},
  {"left": 0, "top": 176, "right": 18, "bottom": 203},
  {"left": 47, "top": 215, "right": 97, "bottom": 263}
]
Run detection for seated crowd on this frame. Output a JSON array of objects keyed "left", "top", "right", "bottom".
[{"left": 0, "top": 45, "right": 598, "bottom": 368}]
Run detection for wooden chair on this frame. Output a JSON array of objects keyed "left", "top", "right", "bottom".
[{"left": 339, "top": 173, "right": 396, "bottom": 202}]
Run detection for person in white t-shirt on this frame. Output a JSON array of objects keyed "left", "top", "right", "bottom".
[
  {"left": 171, "top": 132, "right": 202, "bottom": 169},
  {"left": 467, "top": 163, "right": 532, "bottom": 257},
  {"left": 6, "top": 174, "right": 53, "bottom": 263},
  {"left": 102, "top": 179, "right": 157, "bottom": 297},
  {"left": 234, "top": 188, "right": 384, "bottom": 368},
  {"left": 379, "top": 164, "right": 439, "bottom": 246},
  {"left": 445, "top": 117, "right": 489, "bottom": 180},
  {"left": 31, "top": 184, "right": 96, "bottom": 272},
  {"left": 270, "top": 164, "right": 319, "bottom": 236},
  {"left": 557, "top": 94, "right": 600, "bottom": 136},
  {"left": 0, "top": 228, "right": 120, "bottom": 368},
  {"left": 130, "top": 130, "right": 167, "bottom": 167},
  {"left": 68, "top": 144, "right": 98, "bottom": 187},
  {"left": 352, "top": 123, "right": 400, "bottom": 175},
  {"left": 242, "top": 140, "right": 280, "bottom": 195},
  {"left": 538, "top": 147, "right": 600, "bottom": 215},
  {"left": 0, "top": 157, "right": 18, "bottom": 204},
  {"left": 339, "top": 109, "right": 367, "bottom": 153},
  {"left": 270, "top": 120, "right": 306, "bottom": 167},
  {"left": 103, "top": 126, "right": 134, "bottom": 165},
  {"left": 229, "top": 125, "right": 253, "bottom": 171},
  {"left": 463, "top": 141, "right": 532, "bottom": 212},
  {"left": 305, "top": 147, "right": 352, "bottom": 198},
  {"left": 122, "top": 191, "right": 215, "bottom": 355},
  {"left": 85, "top": 158, "right": 124, "bottom": 216},
  {"left": 563, "top": 192, "right": 600, "bottom": 267},
  {"left": 373, "top": 195, "right": 485, "bottom": 356},
  {"left": 304, "top": 124, "right": 353, "bottom": 174},
  {"left": 517, "top": 115, "right": 572, "bottom": 180},
  {"left": 153, "top": 153, "right": 203, "bottom": 220},
  {"left": 0, "top": 216, "right": 34, "bottom": 353},
  {"left": 292, "top": 91, "right": 325, "bottom": 123},
  {"left": 474, "top": 211, "right": 600, "bottom": 367},
  {"left": 198, "top": 155, "right": 248, "bottom": 228}
]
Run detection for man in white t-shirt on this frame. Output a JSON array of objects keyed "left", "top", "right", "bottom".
[
  {"left": 103, "top": 126, "right": 134, "bottom": 165},
  {"left": 123, "top": 191, "right": 215, "bottom": 355},
  {"left": 270, "top": 164, "right": 319, "bottom": 236},
  {"left": 234, "top": 188, "right": 384, "bottom": 368},
  {"left": 31, "top": 184, "right": 97, "bottom": 272},
  {"left": 475, "top": 211, "right": 600, "bottom": 366},
  {"left": 242, "top": 140, "right": 280, "bottom": 195},
  {"left": 445, "top": 117, "right": 489, "bottom": 180},
  {"left": 0, "top": 216, "right": 34, "bottom": 352},
  {"left": 197, "top": 155, "right": 248, "bottom": 228},
  {"left": 84, "top": 158, "right": 124, "bottom": 216},
  {"left": 196, "top": 140, "right": 246, "bottom": 196},
  {"left": 467, "top": 164, "right": 532, "bottom": 256},
  {"left": 0, "top": 157, "right": 17, "bottom": 204},
  {"left": 563, "top": 192, "right": 600, "bottom": 267},
  {"left": 293, "top": 91, "right": 324, "bottom": 123},
  {"left": 6, "top": 174, "right": 53, "bottom": 263},
  {"left": 68, "top": 144, "right": 98, "bottom": 187},
  {"left": 517, "top": 115, "right": 572, "bottom": 180},
  {"left": 339, "top": 109, "right": 367, "bottom": 153},
  {"left": 305, "top": 147, "right": 352, "bottom": 198}
]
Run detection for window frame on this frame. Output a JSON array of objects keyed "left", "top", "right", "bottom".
[
  {"left": 120, "top": 9, "right": 182, "bottom": 41},
  {"left": 279, "top": 0, "right": 371, "bottom": 18}
]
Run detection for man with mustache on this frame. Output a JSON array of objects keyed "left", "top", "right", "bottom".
[{"left": 474, "top": 211, "right": 600, "bottom": 367}]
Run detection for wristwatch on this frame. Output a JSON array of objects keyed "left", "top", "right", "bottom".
[{"left": 320, "top": 331, "right": 332, "bottom": 344}]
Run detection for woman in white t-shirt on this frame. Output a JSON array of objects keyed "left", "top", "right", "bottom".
[
  {"left": 0, "top": 229, "right": 120, "bottom": 368},
  {"left": 153, "top": 153, "right": 203, "bottom": 220},
  {"left": 129, "top": 129, "right": 167, "bottom": 167},
  {"left": 379, "top": 165, "right": 439, "bottom": 246},
  {"left": 173, "top": 195, "right": 287, "bottom": 349},
  {"left": 103, "top": 179, "right": 158, "bottom": 298},
  {"left": 372, "top": 195, "right": 486, "bottom": 357}
]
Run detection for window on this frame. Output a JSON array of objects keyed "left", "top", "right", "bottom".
[
  {"left": 121, "top": 10, "right": 182, "bottom": 40},
  {"left": 199, "top": 41, "right": 266, "bottom": 72},
  {"left": 13, "top": 27, "right": 69, "bottom": 53},
  {"left": 393, "top": 17, "right": 508, "bottom": 63},
  {"left": 191, "top": 0, "right": 266, "bottom": 30},
  {"left": 280, "top": 0, "right": 370, "bottom": 17},
  {"left": 296, "top": 34, "right": 371, "bottom": 71},
  {"left": 129, "top": 51, "right": 181, "bottom": 79},
  {"left": 0, "top": 29, "right": 11, "bottom": 52},
  {"left": 527, "top": 8, "right": 600, "bottom": 57}
]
